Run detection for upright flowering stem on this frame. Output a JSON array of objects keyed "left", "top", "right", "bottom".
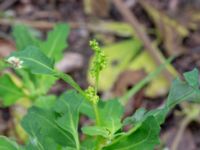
[
  {"left": 93, "top": 102, "right": 101, "bottom": 125},
  {"left": 85, "top": 39, "right": 107, "bottom": 126}
]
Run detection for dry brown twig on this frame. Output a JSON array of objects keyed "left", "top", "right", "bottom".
[
  {"left": 112, "top": 0, "right": 174, "bottom": 82},
  {"left": 0, "top": 18, "right": 124, "bottom": 35},
  {"left": 0, "top": 18, "right": 82, "bottom": 30}
]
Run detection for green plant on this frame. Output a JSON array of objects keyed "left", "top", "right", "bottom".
[
  {"left": 0, "top": 23, "right": 70, "bottom": 107},
  {"left": 0, "top": 24, "right": 200, "bottom": 150}
]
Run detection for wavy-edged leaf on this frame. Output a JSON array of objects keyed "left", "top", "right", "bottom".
[
  {"left": 81, "top": 138, "right": 97, "bottom": 150},
  {"left": 81, "top": 99, "right": 124, "bottom": 134},
  {"left": 80, "top": 100, "right": 95, "bottom": 119},
  {"left": 40, "top": 23, "right": 70, "bottom": 61},
  {"left": 11, "top": 24, "right": 69, "bottom": 97},
  {"left": 34, "top": 95, "right": 56, "bottom": 109},
  {"left": 58, "top": 72, "right": 85, "bottom": 96},
  {"left": 82, "top": 126, "right": 110, "bottom": 138},
  {"left": 10, "top": 46, "right": 55, "bottom": 75},
  {"left": 103, "top": 116, "right": 160, "bottom": 150},
  {"left": 22, "top": 90, "right": 84, "bottom": 149},
  {"left": 167, "top": 69, "right": 200, "bottom": 108},
  {"left": 24, "top": 136, "right": 66, "bottom": 150},
  {"left": 127, "top": 68, "right": 200, "bottom": 126},
  {"left": 98, "top": 99, "right": 124, "bottom": 135},
  {"left": 53, "top": 90, "right": 83, "bottom": 149},
  {"left": 12, "top": 24, "right": 40, "bottom": 50},
  {"left": 123, "top": 108, "right": 146, "bottom": 126},
  {"left": 0, "top": 136, "right": 20, "bottom": 150},
  {"left": 33, "top": 75, "right": 57, "bottom": 95},
  {"left": 184, "top": 68, "right": 199, "bottom": 88},
  {"left": 147, "top": 68, "right": 200, "bottom": 124},
  {"left": 21, "top": 107, "right": 74, "bottom": 147},
  {"left": 0, "top": 74, "right": 24, "bottom": 106}
]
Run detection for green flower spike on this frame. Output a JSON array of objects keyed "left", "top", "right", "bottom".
[
  {"left": 89, "top": 39, "right": 107, "bottom": 79},
  {"left": 85, "top": 86, "right": 99, "bottom": 104}
]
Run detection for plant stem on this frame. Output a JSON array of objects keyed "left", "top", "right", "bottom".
[
  {"left": 94, "top": 72, "right": 101, "bottom": 125},
  {"left": 120, "top": 57, "right": 174, "bottom": 104},
  {"left": 93, "top": 103, "right": 100, "bottom": 125},
  {"left": 58, "top": 72, "right": 85, "bottom": 96},
  {"left": 75, "top": 134, "right": 80, "bottom": 150},
  {"left": 95, "top": 75, "right": 99, "bottom": 94},
  {"left": 58, "top": 71, "right": 102, "bottom": 126}
]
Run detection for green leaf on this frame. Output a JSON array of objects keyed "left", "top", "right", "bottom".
[
  {"left": 82, "top": 126, "right": 110, "bottom": 138},
  {"left": 21, "top": 90, "right": 83, "bottom": 149},
  {"left": 81, "top": 138, "right": 97, "bottom": 150},
  {"left": 58, "top": 72, "right": 85, "bottom": 96},
  {"left": 184, "top": 68, "right": 199, "bottom": 88},
  {"left": 122, "top": 68, "right": 200, "bottom": 130},
  {"left": 40, "top": 23, "right": 70, "bottom": 62},
  {"left": 103, "top": 116, "right": 160, "bottom": 150},
  {"left": 34, "top": 95, "right": 56, "bottom": 109},
  {"left": 98, "top": 99, "right": 124, "bottom": 135},
  {"left": 15, "top": 70, "right": 36, "bottom": 93},
  {"left": 11, "top": 24, "right": 70, "bottom": 98},
  {"left": 143, "top": 107, "right": 168, "bottom": 125},
  {"left": 21, "top": 107, "right": 73, "bottom": 147},
  {"left": 141, "top": 68, "right": 200, "bottom": 124},
  {"left": 166, "top": 75, "right": 200, "bottom": 109},
  {"left": 81, "top": 99, "right": 124, "bottom": 138},
  {"left": 123, "top": 108, "right": 146, "bottom": 126},
  {"left": 10, "top": 46, "right": 55, "bottom": 75},
  {"left": 16, "top": 70, "right": 57, "bottom": 97},
  {"left": 24, "top": 137, "right": 66, "bottom": 150},
  {"left": 0, "top": 74, "right": 24, "bottom": 106},
  {"left": 80, "top": 100, "right": 95, "bottom": 119},
  {"left": 53, "top": 90, "right": 83, "bottom": 149},
  {"left": 12, "top": 23, "right": 69, "bottom": 62},
  {"left": 22, "top": 91, "right": 83, "bottom": 150},
  {"left": 0, "top": 136, "right": 20, "bottom": 150},
  {"left": 33, "top": 75, "right": 57, "bottom": 95},
  {"left": 12, "top": 24, "right": 40, "bottom": 50}
]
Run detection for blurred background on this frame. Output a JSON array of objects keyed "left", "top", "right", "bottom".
[{"left": 0, "top": 0, "right": 200, "bottom": 150}]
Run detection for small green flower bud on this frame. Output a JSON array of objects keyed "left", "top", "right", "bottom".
[
  {"left": 85, "top": 86, "right": 99, "bottom": 104},
  {"left": 89, "top": 39, "right": 107, "bottom": 79}
]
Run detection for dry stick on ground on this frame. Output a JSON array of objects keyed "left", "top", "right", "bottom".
[
  {"left": 0, "top": 18, "right": 123, "bottom": 35},
  {"left": 112, "top": 0, "right": 173, "bottom": 82},
  {"left": 0, "top": 17, "right": 111, "bottom": 36},
  {"left": 0, "top": 18, "right": 82, "bottom": 30}
]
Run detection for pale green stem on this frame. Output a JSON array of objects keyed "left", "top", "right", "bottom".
[
  {"left": 58, "top": 72, "right": 85, "bottom": 96},
  {"left": 58, "top": 71, "right": 101, "bottom": 126},
  {"left": 94, "top": 70, "right": 100, "bottom": 125},
  {"left": 95, "top": 75, "right": 99, "bottom": 94},
  {"left": 120, "top": 57, "right": 174, "bottom": 105},
  {"left": 93, "top": 102, "right": 100, "bottom": 125}
]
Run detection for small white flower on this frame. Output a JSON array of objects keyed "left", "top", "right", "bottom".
[{"left": 7, "top": 56, "right": 23, "bottom": 69}]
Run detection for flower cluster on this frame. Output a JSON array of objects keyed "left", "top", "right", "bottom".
[
  {"left": 89, "top": 39, "right": 107, "bottom": 79},
  {"left": 7, "top": 56, "right": 23, "bottom": 69},
  {"left": 85, "top": 86, "right": 99, "bottom": 104}
]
